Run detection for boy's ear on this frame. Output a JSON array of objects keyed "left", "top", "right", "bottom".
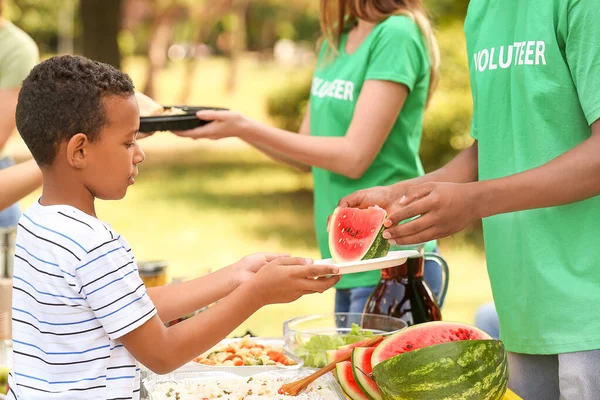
[{"left": 66, "top": 133, "right": 90, "bottom": 169}]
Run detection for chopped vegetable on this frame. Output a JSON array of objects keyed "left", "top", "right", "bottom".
[
  {"left": 292, "top": 323, "right": 374, "bottom": 367},
  {"left": 193, "top": 336, "right": 296, "bottom": 367}
]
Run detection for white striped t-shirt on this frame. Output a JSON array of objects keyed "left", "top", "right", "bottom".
[{"left": 7, "top": 200, "right": 157, "bottom": 400}]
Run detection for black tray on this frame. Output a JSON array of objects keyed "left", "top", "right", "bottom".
[{"left": 139, "top": 106, "right": 228, "bottom": 133}]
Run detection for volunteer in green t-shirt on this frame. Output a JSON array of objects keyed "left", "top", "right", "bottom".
[
  {"left": 340, "top": 0, "right": 600, "bottom": 397},
  {"left": 0, "top": 0, "right": 40, "bottom": 226},
  {"left": 175, "top": 0, "right": 446, "bottom": 314}
]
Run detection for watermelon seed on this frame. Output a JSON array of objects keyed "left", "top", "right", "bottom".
[{"left": 338, "top": 239, "right": 343, "bottom": 243}]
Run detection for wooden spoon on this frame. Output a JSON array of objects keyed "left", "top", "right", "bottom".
[{"left": 278, "top": 335, "right": 384, "bottom": 396}]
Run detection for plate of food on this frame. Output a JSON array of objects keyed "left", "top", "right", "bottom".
[
  {"left": 136, "top": 91, "right": 227, "bottom": 133},
  {"left": 143, "top": 369, "right": 346, "bottom": 400},
  {"left": 179, "top": 336, "right": 302, "bottom": 376},
  {"left": 313, "top": 250, "right": 420, "bottom": 276}
]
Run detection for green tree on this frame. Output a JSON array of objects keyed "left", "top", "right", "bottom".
[{"left": 80, "top": 0, "right": 123, "bottom": 68}]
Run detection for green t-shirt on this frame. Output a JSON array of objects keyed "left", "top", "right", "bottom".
[
  {"left": 310, "top": 16, "right": 435, "bottom": 290},
  {"left": 466, "top": 0, "right": 600, "bottom": 354},
  {"left": 0, "top": 20, "right": 38, "bottom": 157},
  {"left": 0, "top": 21, "right": 38, "bottom": 89}
]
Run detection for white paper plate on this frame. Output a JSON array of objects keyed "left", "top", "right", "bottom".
[{"left": 313, "top": 250, "right": 420, "bottom": 276}]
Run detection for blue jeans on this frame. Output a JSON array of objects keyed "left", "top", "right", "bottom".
[
  {"left": 474, "top": 302, "right": 500, "bottom": 339},
  {"left": 334, "top": 251, "right": 446, "bottom": 314},
  {"left": 0, "top": 156, "right": 21, "bottom": 227},
  {"left": 508, "top": 351, "right": 600, "bottom": 399}
]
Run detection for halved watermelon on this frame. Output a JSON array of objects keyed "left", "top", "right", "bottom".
[
  {"left": 328, "top": 206, "right": 390, "bottom": 263},
  {"left": 352, "top": 347, "right": 381, "bottom": 400},
  {"left": 371, "top": 321, "right": 492, "bottom": 367},
  {"left": 336, "top": 361, "right": 370, "bottom": 400},
  {"left": 372, "top": 340, "right": 508, "bottom": 400}
]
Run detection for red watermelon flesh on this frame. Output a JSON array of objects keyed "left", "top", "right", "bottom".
[
  {"left": 371, "top": 321, "right": 492, "bottom": 367},
  {"left": 352, "top": 347, "right": 382, "bottom": 400},
  {"left": 336, "top": 361, "right": 370, "bottom": 400},
  {"left": 328, "top": 206, "right": 390, "bottom": 263}
]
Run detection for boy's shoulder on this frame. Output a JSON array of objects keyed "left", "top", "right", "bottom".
[{"left": 19, "top": 200, "right": 119, "bottom": 256}]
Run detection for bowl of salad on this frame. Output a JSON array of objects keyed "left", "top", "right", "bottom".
[{"left": 283, "top": 313, "right": 407, "bottom": 368}]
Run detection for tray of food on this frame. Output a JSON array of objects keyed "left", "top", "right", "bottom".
[
  {"left": 135, "top": 91, "right": 227, "bottom": 133},
  {"left": 143, "top": 369, "right": 345, "bottom": 400},
  {"left": 178, "top": 336, "right": 302, "bottom": 377}
]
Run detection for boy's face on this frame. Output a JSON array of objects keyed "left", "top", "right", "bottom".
[{"left": 83, "top": 95, "right": 145, "bottom": 200}]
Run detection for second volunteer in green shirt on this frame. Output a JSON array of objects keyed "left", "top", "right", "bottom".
[
  {"left": 174, "top": 0, "right": 443, "bottom": 314},
  {"left": 340, "top": 0, "right": 600, "bottom": 397}
]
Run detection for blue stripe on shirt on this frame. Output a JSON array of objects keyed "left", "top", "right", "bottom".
[
  {"left": 13, "top": 340, "right": 109, "bottom": 355},
  {"left": 106, "top": 376, "right": 135, "bottom": 381},
  {"left": 98, "top": 291, "right": 147, "bottom": 320},
  {"left": 13, "top": 276, "right": 84, "bottom": 301},
  {"left": 23, "top": 214, "right": 87, "bottom": 253},
  {"left": 12, "top": 307, "right": 96, "bottom": 326},
  {"left": 16, "top": 372, "right": 106, "bottom": 385},
  {"left": 86, "top": 268, "right": 138, "bottom": 296},
  {"left": 77, "top": 247, "right": 126, "bottom": 271},
  {"left": 15, "top": 244, "right": 75, "bottom": 277}
]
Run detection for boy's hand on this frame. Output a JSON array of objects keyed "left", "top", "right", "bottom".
[
  {"left": 231, "top": 252, "right": 288, "bottom": 286},
  {"left": 248, "top": 257, "right": 340, "bottom": 305}
]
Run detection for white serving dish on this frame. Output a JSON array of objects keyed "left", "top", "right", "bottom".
[
  {"left": 143, "top": 369, "right": 345, "bottom": 400},
  {"left": 140, "top": 338, "right": 303, "bottom": 382}
]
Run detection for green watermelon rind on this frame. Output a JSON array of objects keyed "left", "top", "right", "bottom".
[
  {"left": 328, "top": 206, "right": 390, "bottom": 264},
  {"left": 352, "top": 348, "right": 382, "bottom": 400},
  {"left": 372, "top": 340, "right": 508, "bottom": 400},
  {"left": 371, "top": 321, "right": 492, "bottom": 367},
  {"left": 326, "top": 350, "right": 339, "bottom": 365},
  {"left": 360, "top": 223, "right": 390, "bottom": 261},
  {"left": 326, "top": 338, "right": 375, "bottom": 366},
  {"left": 336, "top": 361, "right": 371, "bottom": 400}
]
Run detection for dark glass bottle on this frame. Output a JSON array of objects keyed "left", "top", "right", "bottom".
[{"left": 364, "top": 255, "right": 442, "bottom": 325}]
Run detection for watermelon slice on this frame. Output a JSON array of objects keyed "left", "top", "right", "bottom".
[
  {"left": 371, "top": 321, "right": 492, "bottom": 367},
  {"left": 325, "top": 338, "right": 378, "bottom": 365},
  {"left": 336, "top": 361, "right": 370, "bottom": 400},
  {"left": 352, "top": 347, "right": 382, "bottom": 400},
  {"left": 328, "top": 206, "right": 390, "bottom": 263}
]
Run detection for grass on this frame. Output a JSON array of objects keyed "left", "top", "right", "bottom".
[{"left": 14, "top": 55, "right": 493, "bottom": 337}]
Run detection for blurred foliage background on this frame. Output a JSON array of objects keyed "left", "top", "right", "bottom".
[{"left": 7, "top": 0, "right": 492, "bottom": 333}]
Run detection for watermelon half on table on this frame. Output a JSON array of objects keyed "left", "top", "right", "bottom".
[
  {"left": 328, "top": 206, "right": 390, "bottom": 263},
  {"left": 370, "top": 321, "right": 508, "bottom": 400}
]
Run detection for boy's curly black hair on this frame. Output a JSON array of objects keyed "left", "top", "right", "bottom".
[{"left": 16, "top": 55, "right": 135, "bottom": 166}]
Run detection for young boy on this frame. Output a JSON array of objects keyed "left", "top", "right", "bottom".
[{"left": 7, "top": 55, "right": 340, "bottom": 399}]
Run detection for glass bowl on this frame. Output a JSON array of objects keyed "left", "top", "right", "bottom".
[{"left": 283, "top": 313, "right": 407, "bottom": 368}]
